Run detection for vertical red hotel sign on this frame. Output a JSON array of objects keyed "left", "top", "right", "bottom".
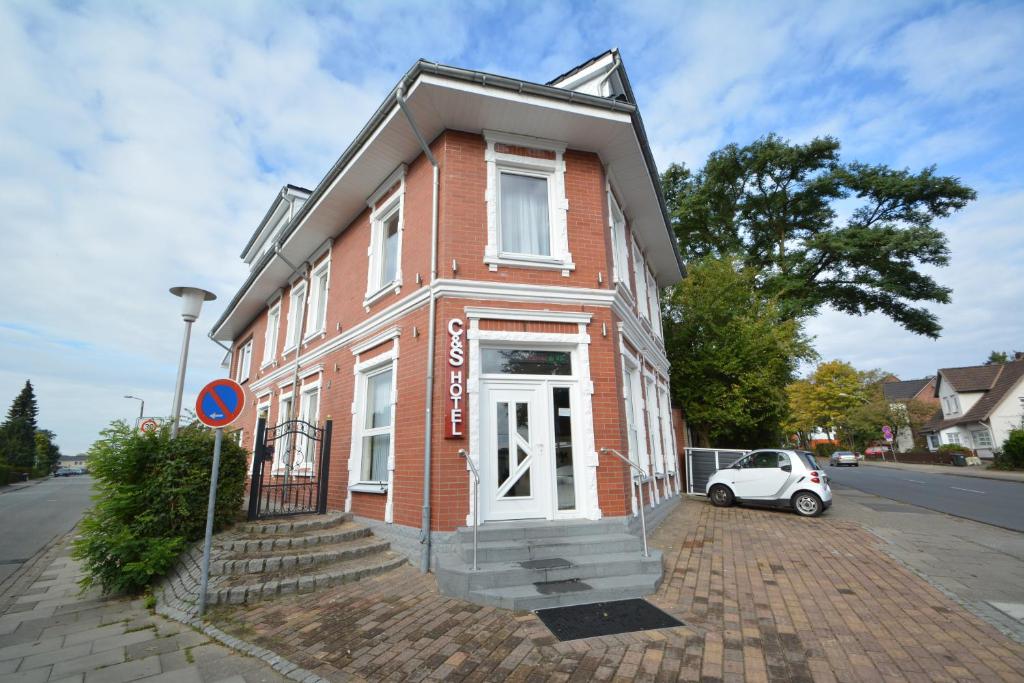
[{"left": 446, "top": 318, "right": 465, "bottom": 439}]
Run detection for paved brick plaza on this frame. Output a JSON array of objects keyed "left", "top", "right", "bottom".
[{"left": 211, "top": 500, "right": 1024, "bottom": 682}]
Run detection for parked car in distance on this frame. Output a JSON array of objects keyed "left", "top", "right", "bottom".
[
  {"left": 829, "top": 450, "right": 859, "bottom": 467},
  {"left": 864, "top": 446, "right": 888, "bottom": 460},
  {"left": 706, "top": 449, "right": 832, "bottom": 517},
  {"left": 54, "top": 467, "right": 86, "bottom": 477}
]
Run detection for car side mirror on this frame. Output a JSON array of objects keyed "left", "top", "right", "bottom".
[
  {"left": 731, "top": 464, "right": 742, "bottom": 470},
  {"left": 780, "top": 464, "right": 792, "bottom": 472}
]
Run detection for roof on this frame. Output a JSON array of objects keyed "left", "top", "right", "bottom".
[
  {"left": 882, "top": 377, "right": 934, "bottom": 401},
  {"left": 239, "top": 185, "right": 311, "bottom": 261},
  {"left": 937, "top": 364, "right": 1003, "bottom": 394},
  {"left": 924, "top": 359, "right": 1024, "bottom": 431},
  {"left": 546, "top": 49, "right": 617, "bottom": 87},
  {"left": 211, "top": 52, "right": 684, "bottom": 341}
]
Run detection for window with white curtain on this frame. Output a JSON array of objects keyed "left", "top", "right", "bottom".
[
  {"left": 632, "top": 238, "right": 649, "bottom": 320},
  {"left": 499, "top": 171, "right": 550, "bottom": 257},
  {"left": 483, "top": 131, "right": 573, "bottom": 273},
  {"left": 274, "top": 394, "right": 293, "bottom": 475},
  {"left": 358, "top": 366, "right": 394, "bottom": 483},
  {"left": 236, "top": 340, "right": 252, "bottom": 383},
  {"left": 295, "top": 385, "right": 320, "bottom": 473},
  {"left": 306, "top": 262, "right": 329, "bottom": 337},
  {"left": 645, "top": 375, "right": 664, "bottom": 474},
  {"left": 366, "top": 196, "right": 403, "bottom": 301},
  {"left": 262, "top": 302, "right": 280, "bottom": 366},
  {"left": 284, "top": 283, "right": 306, "bottom": 351},
  {"left": 609, "top": 191, "right": 630, "bottom": 287}
]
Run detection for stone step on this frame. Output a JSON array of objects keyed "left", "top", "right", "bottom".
[
  {"left": 212, "top": 536, "right": 391, "bottom": 576},
  {"left": 206, "top": 552, "right": 407, "bottom": 606},
  {"left": 459, "top": 532, "right": 643, "bottom": 564},
  {"left": 468, "top": 573, "right": 663, "bottom": 612},
  {"left": 219, "top": 522, "right": 371, "bottom": 553},
  {"left": 237, "top": 511, "right": 351, "bottom": 535},
  {"left": 457, "top": 518, "right": 629, "bottom": 544},
  {"left": 437, "top": 549, "right": 662, "bottom": 594}
]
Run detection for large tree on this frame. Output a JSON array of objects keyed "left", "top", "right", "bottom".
[
  {"left": 662, "top": 134, "right": 976, "bottom": 337},
  {"left": 1, "top": 381, "right": 39, "bottom": 468},
  {"left": 665, "top": 256, "right": 815, "bottom": 448}
]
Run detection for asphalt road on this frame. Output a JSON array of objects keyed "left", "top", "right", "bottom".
[
  {"left": 0, "top": 476, "right": 94, "bottom": 584},
  {"left": 825, "top": 464, "right": 1024, "bottom": 532}
]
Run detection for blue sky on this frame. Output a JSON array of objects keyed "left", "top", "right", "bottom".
[{"left": 1, "top": 0, "right": 1022, "bottom": 453}]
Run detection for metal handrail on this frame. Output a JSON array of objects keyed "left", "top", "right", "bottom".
[
  {"left": 599, "top": 447, "right": 650, "bottom": 557},
  {"left": 457, "top": 449, "right": 480, "bottom": 571}
]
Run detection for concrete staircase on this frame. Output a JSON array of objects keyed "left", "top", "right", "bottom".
[
  {"left": 436, "top": 518, "right": 663, "bottom": 611},
  {"left": 202, "top": 511, "right": 406, "bottom": 606}
]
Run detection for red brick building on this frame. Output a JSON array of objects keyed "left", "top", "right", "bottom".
[{"left": 211, "top": 51, "right": 684, "bottom": 575}]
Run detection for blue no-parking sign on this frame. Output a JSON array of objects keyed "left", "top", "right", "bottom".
[{"left": 195, "top": 378, "right": 245, "bottom": 428}]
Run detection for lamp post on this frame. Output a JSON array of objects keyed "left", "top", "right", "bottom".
[
  {"left": 124, "top": 395, "right": 145, "bottom": 421},
  {"left": 169, "top": 287, "right": 217, "bottom": 438}
]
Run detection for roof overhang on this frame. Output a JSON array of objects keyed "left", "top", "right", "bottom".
[{"left": 211, "top": 59, "right": 683, "bottom": 342}]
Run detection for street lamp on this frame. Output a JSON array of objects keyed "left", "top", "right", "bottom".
[
  {"left": 124, "top": 395, "right": 145, "bottom": 421},
  {"left": 169, "top": 286, "right": 217, "bottom": 438}
]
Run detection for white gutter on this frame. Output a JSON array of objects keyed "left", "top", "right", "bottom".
[{"left": 395, "top": 82, "right": 441, "bottom": 573}]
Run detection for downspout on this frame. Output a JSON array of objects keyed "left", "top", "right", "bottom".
[{"left": 396, "top": 81, "right": 441, "bottom": 573}]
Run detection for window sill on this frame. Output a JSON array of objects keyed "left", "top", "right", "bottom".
[
  {"left": 260, "top": 360, "right": 276, "bottom": 371},
  {"left": 363, "top": 280, "right": 401, "bottom": 309},
  {"left": 349, "top": 483, "right": 388, "bottom": 494},
  {"left": 485, "top": 255, "right": 575, "bottom": 275},
  {"left": 302, "top": 329, "right": 326, "bottom": 345}
]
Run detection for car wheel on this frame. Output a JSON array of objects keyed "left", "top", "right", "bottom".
[
  {"left": 854, "top": 463, "right": 859, "bottom": 467},
  {"left": 709, "top": 485, "right": 735, "bottom": 508},
  {"left": 792, "top": 491, "right": 823, "bottom": 517}
]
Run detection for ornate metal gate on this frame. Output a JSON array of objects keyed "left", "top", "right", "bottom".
[{"left": 247, "top": 417, "right": 333, "bottom": 520}]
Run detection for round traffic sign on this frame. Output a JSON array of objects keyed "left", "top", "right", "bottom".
[
  {"left": 195, "top": 379, "right": 245, "bottom": 428},
  {"left": 139, "top": 418, "right": 160, "bottom": 434}
]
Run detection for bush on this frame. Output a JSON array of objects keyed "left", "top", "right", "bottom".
[
  {"left": 992, "top": 429, "right": 1024, "bottom": 470},
  {"left": 814, "top": 443, "right": 839, "bottom": 459},
  {"left": 0, "top": 461, "right": 10, "bottom": 485},
  {"left": 937, "top": 443, "right": 972, "bottom": 456},
  {"left": 72, "top": 421, "right": 247, "bottom": 594}
]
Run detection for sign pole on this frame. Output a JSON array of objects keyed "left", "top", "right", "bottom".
[{"left": 198, "top": 427, "right": 223, "bottom": 618}]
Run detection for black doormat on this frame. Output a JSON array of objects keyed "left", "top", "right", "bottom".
[{"left": 535, "top": 599, "right": 684, "bottom": 641}]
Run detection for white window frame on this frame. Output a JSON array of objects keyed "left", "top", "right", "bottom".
[
  {"left": 483, "top": 130, "right": 574, "bottom": 275},
  {"left": 305, "top": 260, "right": 330, "bottom": 340},
  {"left": 970, "top": 429, "right": 993, "bottom": 449},
  {"left": 293, "top": 380, "right": 322, "bottom": 476},
  {"left": 647, "top": 267, "right": 663, "bottom": 338},
  {"left": 350, "top": 354, "right": 397, "bottom": 490},
  {"left": 608, "top": 188, "right": 630, "bottom": 288},
  {"left": 645, "top": 373, "right": 665, "bottom": 478},
  {"left": 236, "top": 340, "right": 253, "bottom": 384},
  {"left": 364, "top": 166, "right": 406, "bottom": 308},
  {"left": 262, "top": 302, "right": 280, "bottom": 368},
  {"left": 283, "top": 282, "right": 306, "bottom": 353},
  {"left": 632, "top": 238, "right": 649, "bottom": 321},
  {"left": 273, "top": 393, "right": 294, "bottom": 475},
  {"left": 945, "top": 432, "right": 961, "bottom": 445}
]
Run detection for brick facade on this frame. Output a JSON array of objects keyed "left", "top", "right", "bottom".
[{"left": 225, "top": 127, "right": 678, "bottom": 540}]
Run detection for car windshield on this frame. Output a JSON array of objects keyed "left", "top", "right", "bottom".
[{"left": 835, "top": 451, "right": 853, "bottom": 456}]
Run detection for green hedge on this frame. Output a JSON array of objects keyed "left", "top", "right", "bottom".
[
  {"left": 72, "top": 421, "right": 247, "bottom": 594},
  {"left": 992, "top": 429, "right": 1024, "bottom": 470},
  {"left": 0, "top": 462, "right": 10, "bottom": 485}
]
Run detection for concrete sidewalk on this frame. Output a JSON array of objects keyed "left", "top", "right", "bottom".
[
  {"left": 0, "top": 543, "right": 292, "bottom": 683},
  {"left": 861, "top": 459, "right": 1024, "bottom": 482}
]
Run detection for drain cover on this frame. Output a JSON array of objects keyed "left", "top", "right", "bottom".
[
  {"left": 535, "top": 579, "right": 590, "bottom": 595},
  {"left": 521, "top": 558, "right": 572, "bottom": 570},
  {"left": 535, "top": 599, "right": 685, "bottom": 641}
]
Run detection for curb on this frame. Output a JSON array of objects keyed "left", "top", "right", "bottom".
[
  {"left": 155, "top": 601, "right": 328, "bottom": 683},
  {"left": 860, "top": 462, "right": 1024, "bottom": 484},
  {"left": 0, "top": 477, "right": 48, "bottom": 495},
  {"left": 0, "top": 525, "right": 78, "bottom": 615}
]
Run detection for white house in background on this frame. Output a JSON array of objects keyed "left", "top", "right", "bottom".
[{"left": 921, "top": 359, "right": 1024, "bottom": 458}]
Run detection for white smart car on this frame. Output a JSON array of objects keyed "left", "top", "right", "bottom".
[{"left": 706, "top": 449, "right": 832, "bottom": 517}]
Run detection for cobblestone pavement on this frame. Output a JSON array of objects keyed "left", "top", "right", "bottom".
[
  {"left": 829, "top": 486, "right": 1024, "bottom": 643},
  {"left": 210, "top": 500, "right": 1024, "bottom": 682},
  {"left": 0, "top": 545, "right": 290, "bottom": 683}
]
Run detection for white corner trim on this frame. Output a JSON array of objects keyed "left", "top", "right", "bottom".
[
  {"left": 483, "top": 129, "right": 567, "bottom": 153},
  {"left": 351, "top": 326, "right": 402, "bottom": 356},
  {"left": 463, "top": 307, "right": 592, "bottom": 324},
  {"left": 367, "top": 164, "right": 408, "bottom": 208}
]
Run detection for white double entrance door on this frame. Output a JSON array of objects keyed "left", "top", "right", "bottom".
[{"left": 478, "top": 379, "right": 578, "bottom": 522}]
